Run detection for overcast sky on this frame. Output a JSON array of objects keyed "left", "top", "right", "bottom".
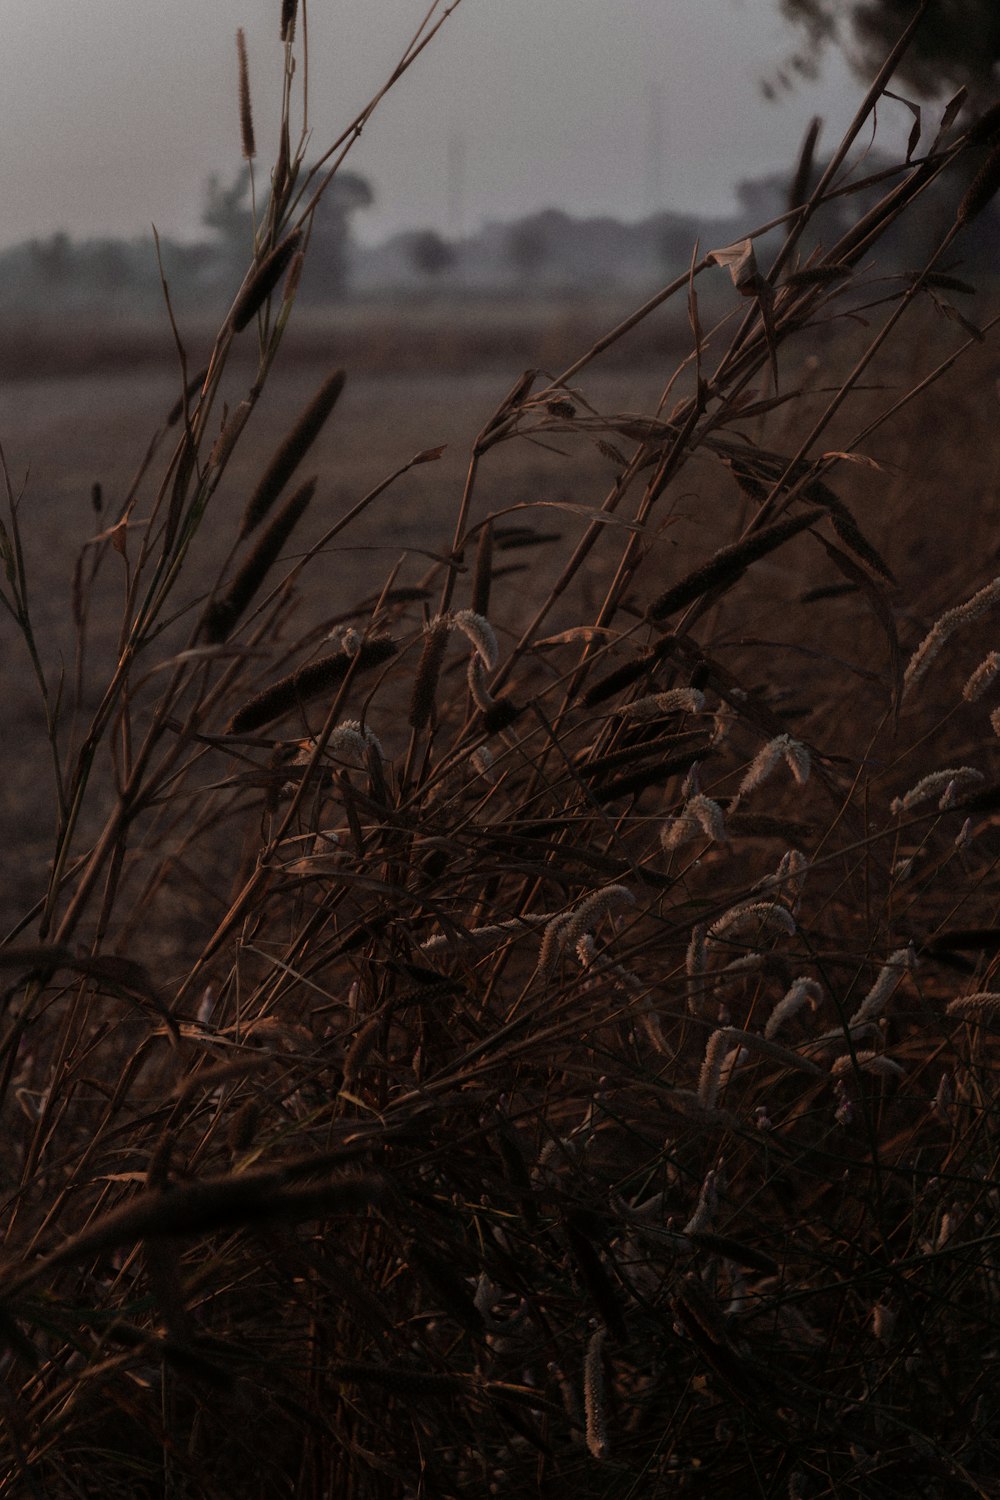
[{"left": 0, "top": 0, "right": 916, "bottom": 249}]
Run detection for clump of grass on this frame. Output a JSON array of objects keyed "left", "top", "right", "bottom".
[{"left": 4, "top": 7, "right": 1000, "bottom": 1498}]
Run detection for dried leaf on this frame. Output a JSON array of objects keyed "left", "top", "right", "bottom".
[
  {"left": 926, "top": 289, "right": 985, "bottom": 343},
  {"left": 936, "top": 86, "right": 968, "bottom": 142},
  {"left": 708, "top": 241, "right": 778, "bottom": 385},
  {"left": 883, "top": 88, "right": 921, "bottom": 161},
  {"left": 708, "top": 238, "right": 760, "bottom": 293},
  {"left": 87, "top": 518, "right": 132, "bottom": 556},
  {"left": 720, "top": 391, "right": 800, "bottom": 423},
  {"left": 821, "top": 451, "right": 886, "bottom": 472},
  {"left": 535, "top": 626, "right": 620, "bottom": 648}
]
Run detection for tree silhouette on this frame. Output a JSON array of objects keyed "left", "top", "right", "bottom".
[
  {"left": 201, "top": 168, "right": 254, "bottom": 269},
  {"left": 777, "top": 0, "right": 1000, "bottom": 100},
  {"left": 407, "top": 229, "right": 456, "bottom": 279},
  {"left": 304, "top": 172, "right": 373, "bottom": 300},
  {"left": 507, "top": 220, "right": 548, "bottom": 283},
  {"left": 202, "top": 165, "right": 373, "bottom": 300}
]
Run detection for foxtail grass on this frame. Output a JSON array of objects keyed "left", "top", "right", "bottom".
[{"left": 4, "top": 14, "right": 1000, "bottom": 1499}]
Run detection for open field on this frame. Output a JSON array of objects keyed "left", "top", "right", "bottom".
[
  {"left": 5, "top": 293, "right": 992, "bottom": 936},
  {"left": 0, "top": 305, "right": 682, "bottom": 923}
]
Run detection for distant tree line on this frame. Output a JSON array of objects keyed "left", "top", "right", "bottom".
[
  {"left": 0, "top": 141, "right": 997, "bottom": 316},
  {"left": 0, "top": 166, "right": 373, "bottom": 316}
]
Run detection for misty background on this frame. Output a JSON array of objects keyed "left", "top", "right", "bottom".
[{"left": 0, "top": 0, "right": 994, "bottom": 316}]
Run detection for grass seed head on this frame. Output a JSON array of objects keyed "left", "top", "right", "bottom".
[
  {"left": 622, "top": 688, "right": 705, "bottom": 719},
  {"left": 280, "top": 0, "right": 298, "bottom": 42},
  {"left": 890, "top": 766, "right": 983, "bottom": 816},
  {"left": 646, "top": 509, "right": 823, "bottom": 621},
  {"left": 236, "top": 28, "right": 255, "bottom": 160},
  {"left": 240, "top": 369, "right": 346, "bottom": 536},
  {"left": 848, "top": 945, "right": 915, "bottom": 1027},
  {"left": 766, "top": 977, "right": 823, "bottom": 1039},
  {"left": 229, "top": 636, "right": 396, "bottom": 734},
  {"left": 958, "top": 140, "right": 1000, "bottom": 224},
  {"left": 230, "top": 230, "right": 304, "bottom": 334},
  {"left": 903, "top": 575, "right": 1000, "bottom": 695},
  {"left": 946, "top": 992, "right": 1000, "bottom": 1018},
  {"left": 738, "top": 734, "right": 811, "bottom": 798},
  {"left": 962, "top": 651, "right": 1000, "bottom": 702},
  {"left": 204, "top": 477, "right": 314, "bottom": 643},
  {"left": 408, "top": 615, "right": 452, "bottom": 730},
  {"left": 583, "top": 1328, "right": 609, "bottom": 1461},
  {"left": 708, "top": 900, "right": 796, "bottom": 946},
  {"left": 451, "top": 608, "right": 499, "bottom": 668}
]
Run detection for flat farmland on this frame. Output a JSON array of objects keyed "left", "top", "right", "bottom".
[
  {"left": 0, "top": 300, "right": 693, "bottom": 925},
  {"left": 2, "top": 295, "right": 997, "bottom": 932}
]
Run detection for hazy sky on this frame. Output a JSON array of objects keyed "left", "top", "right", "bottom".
[{"left": 0, "top": 0, "right": 915, "bottom": 249}]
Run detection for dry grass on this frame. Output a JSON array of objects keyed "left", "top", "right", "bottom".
[{"left": 2, "top": 6, "right": 1000, "bottom": 1497}]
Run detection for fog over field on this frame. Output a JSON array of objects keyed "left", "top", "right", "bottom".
[{"left": 0, "top": 0, "right": 872, "bottom": 247}]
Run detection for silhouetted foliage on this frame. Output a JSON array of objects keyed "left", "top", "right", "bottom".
[
  {"left": 201, "top": 167, "right": 255, "bottom": 272},
  {"left": 777, "top": 0, "right": 1000, "bottom": 101},
  {"left": 406, "top": 228, "right": 456, "bottom": 278},
  {"left": 299, "top": 170, "right": 373, "bottom": 301},
  {"left": 201, "top": 165, "right": 373, "bottom": 301},
  {"left": 507, "top": 219, "right": 548, "bottom": 281},
  {"left": 29, "top": 232, "right": 73, "bottom": 285}
]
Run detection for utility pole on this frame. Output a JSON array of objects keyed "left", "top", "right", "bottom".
[
  {"left": 446, "top": 127, "right": 467, "bottom": 241},
  {"left": 644, "top": 83, "right": 665, "bottom": 211}
]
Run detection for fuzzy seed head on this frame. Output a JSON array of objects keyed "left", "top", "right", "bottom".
[
  {"left": 280, "top": 0, "right": 298, "bottom": 42},
  {"left": 946, "top": 991, "right": 1000, "bottom": 1018},
  {"left": 562, "top": 885, "right": 635, "bottom": 948},
  {"left": 708, "top": 900, "right": 796, "bottom": 946},
  {"left": 537, "top": 913, "right": 571, "bottom": 977},
  {"left": 684, "top": 1166, "right": 720, "bottom": 1234},
  {"left": 698, "top": 1029, "right": 730, "bottom": 1109},
  {"left": 408, "top": 616, "right": 451, "bottom": 731},
  {"left": 738, "top": 734, "right": 810, "bottom": 798},
  {"left": 848, "top": 945, "right": 915, "bottom": 1027},
  {"left": 903, "top": 576, "right": 1000, "bottom": 695},
  {"left": 467, "top": 653, "right": 495, "bottom": 713},
  {"left": 236, "top": 29, "right": 255, "bottom": 160},
  {"left": 754, "top": 847, "right": 810, "bottom": 905},
  {"left": 963, "top": 651, "right": 1000, "bottom": 702},
  {"left": 583, "top": 1328, "right": 609, "bottom": 1460},
  {"left": 451, "top": 609, "right": 498, "bottom": 668},
  {"left": 470, "top": 744, "right": 495, "bottom": 781},
  {"left": 623, "top": 688, "right": 705, "bottom": 720},
  {"left": 691, "top": 793, "right": 728, "bottom": 843},
  {"left": 326, "top": 720, "right": 383, "bottom": 764},
  {"left": 686, "top": 924, "right": 707, "bottom": 978},
  {"left": 872, "top": 1302, "right": 895, "bottom": 1342},
  {"left": 831, "top": 1051, "right": 905, "bottom": 1079},
  {"left": 890, "top": 766, "right": 983, "bottom": 816},
  {"left": 766, "top": 977, "right": 823, "bottom": 1039},
  {"left": 239, "top": 369, "right": 345, "bottom": 536}
]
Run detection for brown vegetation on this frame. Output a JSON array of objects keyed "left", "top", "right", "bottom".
[{"left": 2, "top": 6, "right": 1000, "bottom": 1498}]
